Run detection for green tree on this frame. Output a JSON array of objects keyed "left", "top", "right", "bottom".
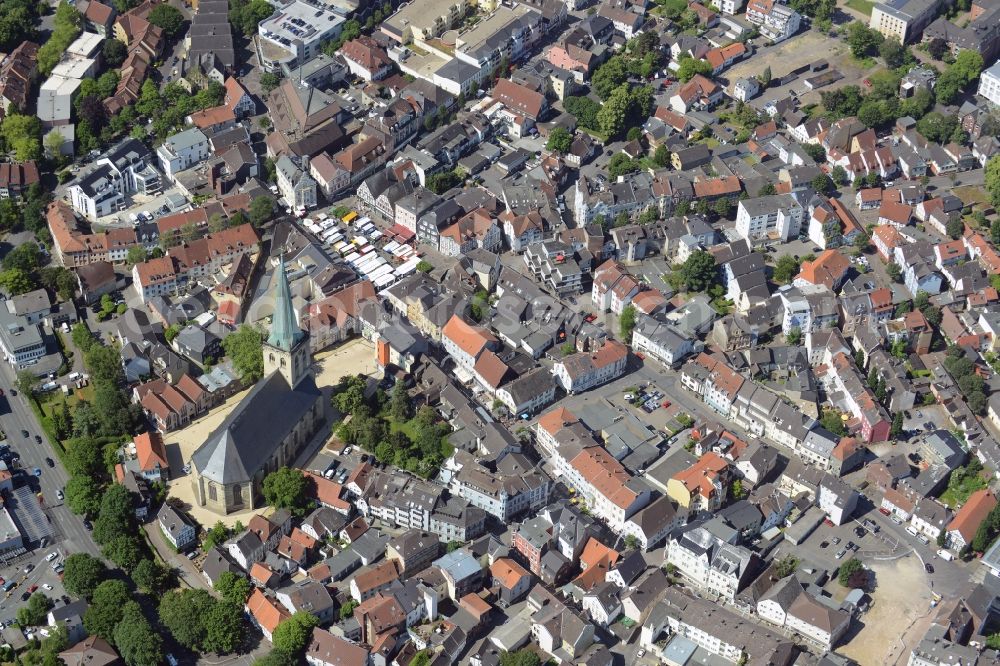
[
  {"left": 917, "top": 112, "right": 959, "bottom": 143},
  {"left": 159, "top": 589, "right": 215, "bottom": 650},
  {"left": 272, "top": 612, "right": 319, "bottom": 655},
  {"left": 0, "top": 267, "right": 35, "bottom": 295},
  {"left": 249, "top": 196, "right": 274, "bottom": 227},
  {"left": 221, "top": 325, "right": 265, "bottom": 383},
  {"left": 62, "top": 554, "right": 108, "bottom": 599},
  {"left": 837, "top": 558, "right": 866, "bottom": 588},
  {"left": 811, "top": 174, "right": 834, "bottom": 195},
  {"left": 262, "top": 467, "right": 311, "bottom": 515},
  {"left": 774, "top": 555, "right": 799, "bottom": 578},
  {"left": 786, "top": 327, "right": 802, "bottom": 345},
  {"left": 773, "top": 254, "right": 800, "bottom": 284},
  {"left": 132, "top": 559, "right": 171, "bottom": 595},
  {"left": 65, "top": 475, "right": 103, "bottom": 516},
  {"left": 204, "top": 600, "right": 245, "bottom": 654},
  {"left": 16, "top": 593, "right": 53, "bottom": 627},
  {"left": 147, "top": 4, "right": 184, "bottom": 36},
  {"left": 757, "top": 183, "right": 777, "bottom": 196},
  {"left": 879, "top": 37, "right": 908, "bottom": 68},
  {"left": 255, "top": 651, "right": 299, "bottom": 666},
  {"left": 680, "top": 250, "right": 717, "bottom": 292},
  {"left": 215, "top": 571, "right": 253, "bottom": 605},
  {"left": 591, "top": 56, "right": 628, "bottom": 98},
  {"left": 653, "top": 144, "right": 670, "bottom": 167},
  {"left": 114, "top": 602, "right": 163, "bottom": 666},
  {"left": 846, "top": 22, "right": 883, "bottom": 58},
  {"left": 608, "top": 153, "right": 639, "bottom": 178},
  {"left": 84, "top": 580, "right": 130, "bottom": 640},
  {"left": 102, "top": 535, "right": 145, "bottom": 572},
  {"left": 93, "top": 484, "right": 135, "bottom": 546},
  {"left": 821, "top": 409, "right": 846, "bottom": 436},
  {"left": 563, "top": 96, "right": 601, "bottom": 130},
  {"left": 619, "top": 304, "right": 637, "bottom": 341},
  {"left": 759, "top": 66, "right": 772, "bottom": 88},
  {"left": 388, "top": 382, "right": 412, "bottom": 422},
  {"left": 340, "top": 600, "right": 359, "bottom": 620},
  {"left": 886, "top": 262, "right": 903, "bottom": 283},
  {"left": 676, "top": 56, "right": 712, "bottom": 82},
  {"left": 427, "top": 170, "right": 461, "bottom": 194},
  {"left": 259, "top": 72, "right": 282, "bottom": 94},
  {"left": 102, "top": 38, "right": 127, "bottom": 67},
  {"left": 545, "top": 126, "right": 573, "bottom": 153},
  {"left": 802, "top": 143, "right": 826, "bottom": 163},
  {"left": 202, "top": 521, "right": 232, "bottom": 552}
]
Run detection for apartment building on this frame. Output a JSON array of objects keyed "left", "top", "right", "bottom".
[
  {"left": 157, "top": 127, "right": 210, "bottom": 182},
  {"left": 979, "top": 59, "right": 1000, "bottom": 107},
  {"left": 68, "top": 138, "right": 162, "bottom": 221},
  {"left": 735, "top": 194, "right": 804, "bottom": 243},
  {"left": 553, "top": 340, "right": 629, "bottom": 393}
]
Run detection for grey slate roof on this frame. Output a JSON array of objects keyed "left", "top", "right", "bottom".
[{"left": 191, "top": 371, "right": 321, "bottom": 485}]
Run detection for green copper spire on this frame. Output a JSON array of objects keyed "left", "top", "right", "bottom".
[{"left": 267, "top": 257, "right": 305, "bottom": 351}]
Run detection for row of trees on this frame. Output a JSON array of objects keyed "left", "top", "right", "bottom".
[{"left": 38, "top": 3, "right": 82, "bottom": 77}]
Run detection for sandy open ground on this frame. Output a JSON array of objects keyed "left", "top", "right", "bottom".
[
  {"left": 839, "top": 554, "right": 935, "bottom": 665},
  {"left": 163, "top": 337, "right": 378, "bottom": 528}
]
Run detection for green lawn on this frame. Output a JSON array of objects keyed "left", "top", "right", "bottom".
[
  {"left": 940, "top": 465, "right": 987, "bottom": 508},
  {"left": 390, "top": 418, "right": 420, "bottom": 441},
  {"left": 844, "top": 0, "right": 874, "bottom": 15},
  {"left": 38, "top": 385, "right": 94, "bottom": 418}
]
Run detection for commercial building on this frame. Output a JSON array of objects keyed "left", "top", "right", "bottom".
[
  {"left": 257, "top": 0, "right": 346, "bottom": 72},
  {"left": 0, "top": 308, "right": 46, "bottom": 369},
  {"left": 869, "top": 0, "right": 943, "bottom": 43}
]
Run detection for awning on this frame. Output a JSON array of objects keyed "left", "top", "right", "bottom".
[{"left": 386, "top": 224, "right": 415, "bottom": 242}]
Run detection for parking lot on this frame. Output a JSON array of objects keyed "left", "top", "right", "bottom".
[{"left": 0, "top": 547, "right": 70, "bottom": 629}]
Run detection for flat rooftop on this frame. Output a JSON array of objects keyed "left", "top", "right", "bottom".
[
  {"left": 383, "top": 0, "right": 466, "bottom": 40},
  {"left": 51, "top": 55, "right": 95, "bottom": 80},
  {"left": 456, "top": 5, "right": 534, "bottom": 58},
  {"left": 67, "top": 31, "right": 104, "bottom": 58},
  {"left": 259, "top": 0, "right": 345, "bottom": 47}
]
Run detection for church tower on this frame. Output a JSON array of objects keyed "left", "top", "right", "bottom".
[{"left": 264, "top": 257, "right": 311, "bottom": 389}]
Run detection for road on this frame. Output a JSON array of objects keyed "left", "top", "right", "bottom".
[{"left": 0, "top": 356, "right": 103, "bottom": 626}]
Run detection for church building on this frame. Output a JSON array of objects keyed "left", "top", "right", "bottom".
[{"left": 190, "top": 259, "right": 325, "bottom": 515}]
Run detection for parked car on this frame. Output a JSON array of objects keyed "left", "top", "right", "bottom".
[
  {"left": 925, "top": 562, "right": 934, "bottom": 573},
  {"left": 835, "top": 549, "right": 846, "bottom": 559}
]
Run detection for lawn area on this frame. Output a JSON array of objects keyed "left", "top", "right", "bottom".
[
  {"left": 940, "top": 462, "right": 988, "bottom": 508},
  {"left": 38, "top": 385, "right": 94, "bottom": 418},
  {"left": 844, "top": 0, "right": 874, "bottom": 15},
  {"left": 953, "top": 185, "right": 988, "bottom": 207},
  {"left": 390, "top": 417, "right": 420, "bottom": 442}
]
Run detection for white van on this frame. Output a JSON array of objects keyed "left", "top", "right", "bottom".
[{"left": 937, "top": 549, "right": 954, "bottom": 561}]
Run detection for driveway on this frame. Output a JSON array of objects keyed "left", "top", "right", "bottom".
[{"left": 143, "top": 522, "right": 211, "bottom": 593}]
